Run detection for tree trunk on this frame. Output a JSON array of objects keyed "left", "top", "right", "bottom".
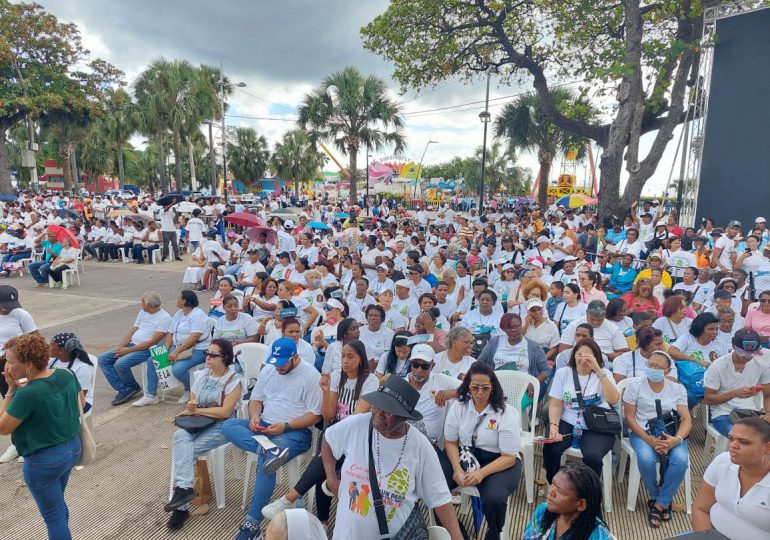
[
  {"left": 537, "top": 159, "right": 550, "bottom": 209},
  {"left": 188, "top": 139, "right": 197, "bottom": 191},
  {"left": 208, "top": 122, "right": 216, "bottom": 191},
  {"left": 157, "top": 135, "right": 168, "bottom": 194},
  {"left": 348, "top": 144, "right": 358, "bottom": 206},
  {"left": 172, "top": 130, "right": 183, "bottom": 189},
  {"left": 60, "top": 144, "right": 73, "bottom": 192},
  {"left": 71, "top": 151, "right": 79, "bottom": 191},
  {"left": 117, "top": 140, "right": 125, "bottom": 188},
  {"left": 597, "top": 148, "right": 625, "bottom": 219},
  {"left": 0, "top": 127, "right": 13, "bottom": 194}
]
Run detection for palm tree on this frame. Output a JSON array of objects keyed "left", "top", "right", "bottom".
[
  {"left": 226, "top": 127, "right": 270, "bottom": 188},
  {"left": 298, "top": 66, "right": 405, "bottom": 205},
  {"left": 41, "top": 110, "right": 92, "bottom": 192},
  {"left": 78, "top": 125, "right": 114, "bottom": 182},
  {"left": 494, "top": 89, "right": 597, "bottom": 208},
  {"left": 271, "top": 130, "right": 328, "bottom": 197},
  {"left": 101, "top": 88, "right": 137, "bottom": 188},
  {"left": 197, "top": 64, "right": 234, "bottom": 190},
  {"left": 135, "top": 59, "right": 215, "bottom": 191}
]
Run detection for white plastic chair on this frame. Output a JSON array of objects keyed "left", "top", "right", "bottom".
[
  {"left": 495, "top": 370, "right": 540, "bottom": 504},
  {"left": 240, "top": 428, "right": 319, "bottom": 510},
  {"left": 428, "top": 525, "right": 452, "bottom": 540},
  {"left": 169, "top": 442, "right": 232, "bottom": 509},
  {"left": 233, "top": 343, "right": 269, "bottom": 389},
  {"left": 615, "top": 377, "right": 692, "bottom": 514},
  {"left": 561, "top": 447, "right": 613, "bottom": 512},
  {"left": 84, "top": 354, "right": 98, "bottom": 433},
  {"left": 61, "top": 254, "right": 81, "bottom": 289},
  {"left": 704, "top": 393, "right": 764, "bottom": 456},
  {"left": 120, "top": 247, "right": 134, "bottom": 263}
]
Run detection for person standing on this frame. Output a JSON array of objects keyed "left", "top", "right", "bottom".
[
  {"left": 0, "top": 285, "right": 38, "bottom": 464},
  {"left": 160, "top": 202, "right": 182, "bottom": 262},
  {"left": 0, "top": 334, "right": 82, "bottom": 539}
]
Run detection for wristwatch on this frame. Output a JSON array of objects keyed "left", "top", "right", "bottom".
[{"left": 283, "top": 422, "right": 292, "bottom": 432}]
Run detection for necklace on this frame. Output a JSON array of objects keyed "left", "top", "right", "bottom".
[{"left": 375, "top": 425, "right": 410, "bottom": 487}]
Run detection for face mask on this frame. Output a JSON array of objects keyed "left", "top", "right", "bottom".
[{"left": 645, "top": 367, "right": 665, "bottom": 383}]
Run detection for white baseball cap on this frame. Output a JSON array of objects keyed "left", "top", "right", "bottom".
[
  {"left": 410, "top": 343, "right": 435, "bottom": 362},
  {"left": 526, "top": 298, "right": 544, "bottom": 310},
  {"left": 756, "top": 217, "right": 766, "bottom": 223},
  {"left": 284, "top": 219, "right": 295, "bottom": 229},
  {"left": 537, "top": 235, "right": 551, "bottom": 244},
  {"left": 529, "top": 259, "right": 544, "bottom": 269},
  {"left": 395, "top": 279, "right": 411, "bottom": 289},
  {"left": 326, "top": 298, "right": 345, "bottom": 312}
]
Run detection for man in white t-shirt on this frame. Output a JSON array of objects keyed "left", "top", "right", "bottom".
[
  {"left": 321, "top": 375, "right": 463, "bottom": 540},
  {"left": 98, "top": 291, "right": 172, "bottom": 406},
  {"left": 558, "top": 300, "right": 629, "bottom": 362},
  {"left": 159, "top": 203, "right": 181, "bottom": 261},
  {"left": 704, "top": 329, "right": 770, "bottom": 437},
  {"left": 222, "top": 338, "right": 322, "bottom": 539},
  {"left": 712, "top": 220, "right": 740, "bottom": 272}
]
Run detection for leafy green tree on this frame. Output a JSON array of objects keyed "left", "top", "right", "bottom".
[
  {"left": 40, "top": 110, "right": 93, "bottom": 191},
  {"left": 361, "top": 0, "right": 718, "bottom": 217},
  {"left": 78, "top": 125, "right": 114, "bottom": 182},
  {"left": 101, "top": 88, "right": 138, "bottom": 188},
  {"left": 494, "top": 89, "right": 596, "bottom": 208},
  {"left": 298, "top": 66, "right": 406, "bottom": 205},
  {"left": 271, "top": 130, "right": 328, "bottom": 197},
  {"left": 0, "top": 1, "right": 119, "bottom": 193},
  {"left": 226, "top": 127, "right": 269, "bottom": 187}
]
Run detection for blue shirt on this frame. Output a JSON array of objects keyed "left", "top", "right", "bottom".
[
  {"left": 41, "top": 240, "right": 62, "bottom": 262},
  {"left": 605, "top": 229, "right": 626, "bottom": 244},
  {"left": 601, "top": 263, "right": 638, "bottom": 294},
  {"left": 523, "top": 502, "right": 615, "bottom": 540}
]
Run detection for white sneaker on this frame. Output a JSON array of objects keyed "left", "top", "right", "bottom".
[
  {"left": 132, "top": 394, "right": 160, "bottom": 407},
  {"left": 261, "top": 495, "right": 292, "bottom": 521},
  {"left": 177, "top": 391, "right": 191, "bottom": 404},
  {"left": 0, "top": 444, "right": 18, "bottom": 463}
]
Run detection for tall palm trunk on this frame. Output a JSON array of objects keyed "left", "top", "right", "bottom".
[
  {"left": 347, "top": 143, "right": 358, "bottom": 206},
  {"left": 116, "top": 141, "right": 125, "bottom": 188},
  {"left": 157, "top": 135, "right": 168, "bottom": 194},
  {"left": 188, "top": 139, "right": 197, "bottom": 190},
  {"left": 537, "top": 148, "right": 552, "bottom": 209},
  {"left": 172, "top": 130, "right": 183, "bottom": 189},
  {"left": 0, "top": 127, "right": 13, "bottom": 194},
  {"left": 61, "top": 144, "right": 73, "bottom": 192},
  {"left": 71, "top": 151, "right": 79, "bottom": 191},
  {"left": 208, "top": 122, "right": 216, "bottom": 190}
]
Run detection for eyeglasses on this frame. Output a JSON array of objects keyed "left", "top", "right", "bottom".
[
  {"left": 411, "top": 361, "right": 432, "bottom": 371},
  {"left": 760, "top": 299, "right": 770, "bottom": 304},
  {"left": 469, "top": 384, "right": 493, "bottom": 393},
  {"left": 740, "top": 340, "right": 760, "bottom": 351},
  {"left": 205, "top": 352, "right": 224, "bottom": 359}
]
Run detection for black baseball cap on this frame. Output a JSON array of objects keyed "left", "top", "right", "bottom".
[{"left": 0, "top": 286, "right": 21, "bottom": 311}]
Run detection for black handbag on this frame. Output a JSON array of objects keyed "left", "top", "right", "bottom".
[
  {"left": 571, "top": 369, "right": 622, "bottom": 436},
  {"left": 367, "top": 419, "right": 428, "bottom": 540},
  {"left": 174, "top": 372, "right": 236, "bottom": 433},
  {"left": 727, "top": 408, "right": 763, "bottom": 424}
]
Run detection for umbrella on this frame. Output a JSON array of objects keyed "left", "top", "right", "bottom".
[
  {"left": 335, "top": 212, "right": 349, "bottom": 218},
  {"left": 224, "top": 211, "right": 263, "bottom": 228},
  {"left": 129, "top": 214, "right": 155, "bottom": 225},
  {"left": 57, "top": 208, "right": 80, "bottom": 220},
  {"left": 47, "top": 223, "right": 79, "bottom": 249},
  {"left": 244, "top": 226, "right": 277, "bottom": 246},
  {"left": 307, "top": 221, "right": 330, "bottom": 230},
  {"left": 109, "top": 209, "right": 134, "bottom": 218},
  {"left": 157, "top": 193, "right": 185, "bottom": 207},
  {"left": 555, "top": 194, "right": 598, "bottom": 208},
  {"left": 175, "top": 201, "right": 198, "bottom": 213},
  {"left": 0, "top": 194, "right": 18, "bottom": 201}
]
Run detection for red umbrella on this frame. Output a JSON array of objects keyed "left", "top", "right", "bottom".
[
  {"left": 48, "top": 224, "right": 79, "bottom": 249},
  {"left": 224, "top": 212, "right": 263, "bottom": 228},
  {"left": 244, "top": 226, "right": 277, "bottom": 246}
]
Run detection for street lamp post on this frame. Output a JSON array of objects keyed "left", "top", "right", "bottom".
[
  {"left": 478, "top": 73, "right": 491, "bottom": 211},
  {"left": 416, "top": 139, "right": 438, "bottom": 198},
  {"left": 365, "top": 145, "right": 371, "bottom": 215},
  {"left": 218, "top": 65, "right": 246, "bottom": 200}
]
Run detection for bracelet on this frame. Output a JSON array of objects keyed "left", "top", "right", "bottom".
[
  {"left": 283, "top": 422, "right": 292, "bottom": 432},
  {"left": 550, "top": 422, "right": 559, "bottom": 427}
]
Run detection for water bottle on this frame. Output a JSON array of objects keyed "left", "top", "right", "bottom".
[
  {"left": 571, "top": 417, "right": 584, "bottom": 449},
  {"left": 295, "top": 495, "right": 305, "bottom": 510}
]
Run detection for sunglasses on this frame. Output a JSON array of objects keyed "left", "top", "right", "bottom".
[
  {"left": 740, "top": 340, "right": 760, "bottom": 351},
  {"left": 205, "top": 352, "right": 224, "bottom": 359},
  {"left": 411, "top": 361, "right": 432, "bottom": 371},
  {"left": 469, "top": 384, "right": 492, "bottom": 393}
]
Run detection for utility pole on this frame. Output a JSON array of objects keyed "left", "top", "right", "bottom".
[{"left": 478, "top": 73, "right": 491, "bottom": 211}]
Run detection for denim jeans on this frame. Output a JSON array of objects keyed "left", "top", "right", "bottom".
[
  {"left": 133, "top": 243, "right": 160, "bottom": 263},
  {"left": 629, "top": 433, "right": 689, "bottom": 507},
  {"left": 29, "top": 261, "right": 51, "bottom": 284},
  {"left": 224, "top": 263, "right": 241, "bottom": 276},
  {"left": 711, "top": 415, "right": 733, "bottom": 437},
  {"left": 221, "top": 418, "right": 312, "bottom": 524},
  {"left": 22, "top": 435, "right": 81, "bottom": 540},
  {"left": 169, "top": 347, "right": 206, "bottom": 391},
  {"left": 99, "top": 345, "right": 151, "bottom": 394},
  {"left": 172, "top": 422, "right": 229, "bottom": 510}
]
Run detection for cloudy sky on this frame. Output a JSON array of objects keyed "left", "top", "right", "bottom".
[{"left": 39, "top": 0, "right": 681, "bottom": 196}]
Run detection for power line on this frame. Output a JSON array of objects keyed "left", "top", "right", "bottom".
[
  {"left": 233, "top": 87, "right": 297, "bottom": 115},
  {"left": 224, "top": 114, "right": 297, "bottom": 122}
]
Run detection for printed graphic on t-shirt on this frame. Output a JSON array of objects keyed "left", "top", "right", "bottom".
[
  {"left": 344, "top": 464, "right": 412, "bottom": 522},
  {"left": 487, "top": 419, "right": 498, "bottom": 430}
]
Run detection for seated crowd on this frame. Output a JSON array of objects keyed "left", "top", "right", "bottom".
[{"left": 1, "top": 192, "right": 769, "bottom": 540}]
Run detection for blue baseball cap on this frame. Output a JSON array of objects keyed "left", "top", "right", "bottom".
[{"left": 266, "top": 337, "right": 298, "bottom": 367}]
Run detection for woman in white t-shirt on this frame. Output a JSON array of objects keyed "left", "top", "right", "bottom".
[
  {"left": 622, "top": 351, "right": 692, "bottom": 528},
  {"left": 375, "top": 331, "right": 413, "bottom": 380},
  {"left": 358, "top": 304, "right": 394, "bottom": 366},
  {"left": 544, "top": 339, "right": 620, "bottom": 483},
  {"left": 48, "top": 332, "right": 96, "bottom": 412},
  {"left": 261, "top": 339, "right": 378, "bottom": 526},
  {"left": 433, "top": 326, "right": 476, "bottom": 381},
  {"left": 552, "top": 283, "right": 587, "bottom": 335},
  {"left": 165, "top": 338, "right": 242, "bottom": 529},
  {"left": 692, "top": 417, "right": 770, "bottom": 539},
  {"left": 249, "top": 278, "right": 280, "bottom": 323},
  {"left": 522, "top": 298, "right": 560, "bottom": 361},
  {"left": 652, "top": 296, "right": 692, "bottom": 344},
  {"left": 212, "top": 295, "right": 258, "bottom": 345},
  {"left": 208, "top": 276, "right": 244, "bottom": 317},
  {"left": 440, "top": 362, "right": 521, "bottom": 540},
  {"left": 377, "top": 289, "right": 407, "bottom": 332},
  {"left": 48, "top": 237, "right": 78, "bottom": 286},
  {"left": 668, "top": 312, "right": 725, "bottom": 368}
]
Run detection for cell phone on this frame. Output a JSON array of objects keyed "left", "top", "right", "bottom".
[
  {"left": 252, "top": 425, "right": 268, "bottom": 431},
  {"left": 751, "top": 385, "right": 765, "bottom": 392}
]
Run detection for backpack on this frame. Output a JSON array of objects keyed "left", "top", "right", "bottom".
[{"left": 675, "top": 360, "right": 706, "bottom": 400}]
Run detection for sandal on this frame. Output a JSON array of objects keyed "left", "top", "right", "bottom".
[
  {"left": 662, "top": 504, "right": 672, "bottom": 522},
  {"left": 647, "top": 499, "right": 663, "bottom": 528}
]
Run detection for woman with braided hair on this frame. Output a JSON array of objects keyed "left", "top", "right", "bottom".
[
  {"left": 48, "top": 333, "right": 95, "bottom": 414},
  {"left": 523, "top": 461, "right": 616, "bottom": 540}
]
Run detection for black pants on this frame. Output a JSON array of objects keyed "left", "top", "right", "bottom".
[
  {"left": 438, "top": 448, "right": 521, "bottom": 540},
  {"left": 161, "top": 231, "right": 179, "bottom": 260},
  {"left": 0, "top": 358, "right": 6, "bottom": 396},
  {"left": 542, "top": 420, "right": 615, "bottom": 483},
  {"left": 48, "top": 265, "right": 70, "bottom": 283},
  {"left": 84, "top": 241, "right": 104, "bottom": 259},
  {"left": 292, "top": 454, "right": 342, "bottom": 522}
]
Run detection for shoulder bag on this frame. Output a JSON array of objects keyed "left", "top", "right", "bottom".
[
  {"left": 174, "top": 372, "right": 236, "bottom": 433},
  {"left": 77, "top": 391, "right": 96, "bottom": 466},
  {"left": 727, "top": 408, "right": 763, "bottom": 424},
  {"left": 571, "top": 368, "right": 622, "bottom": 436},
  {"left": 367, "top": 419, "right": 428, "bottom": 540}
]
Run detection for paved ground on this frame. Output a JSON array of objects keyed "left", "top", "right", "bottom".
[{"left": 0, "top": 259, "right": 705, "bottom": 539}]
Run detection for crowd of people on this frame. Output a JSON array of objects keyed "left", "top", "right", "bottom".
[{"left": 0, "top": 190, "right": 769, "bottom": 540}]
